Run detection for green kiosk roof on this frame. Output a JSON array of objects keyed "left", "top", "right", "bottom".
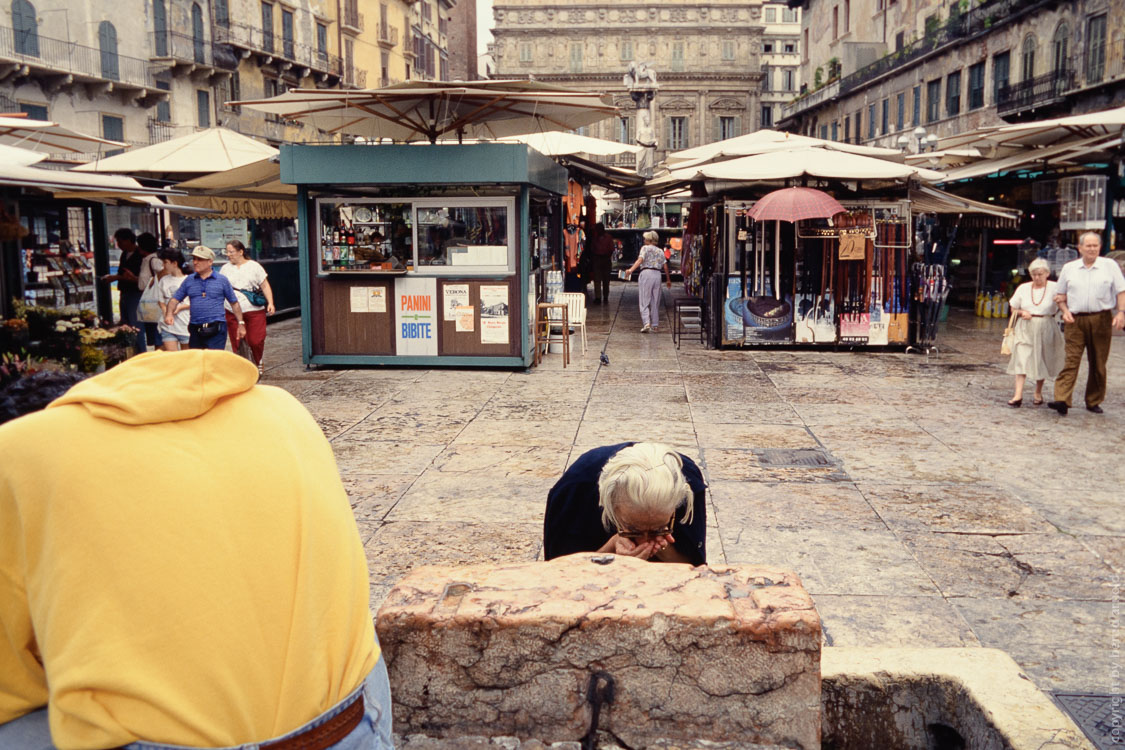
[{"left": 281, "top": 143, "right": 568, "bottom": 195}]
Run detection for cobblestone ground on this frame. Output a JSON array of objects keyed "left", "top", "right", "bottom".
[{"left": 259, "top": 281, "right": 1123, "bottom": 698}]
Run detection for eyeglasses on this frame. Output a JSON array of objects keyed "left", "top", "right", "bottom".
[{"left": 616, "top": 514, "right": 675, "bottom": 541}]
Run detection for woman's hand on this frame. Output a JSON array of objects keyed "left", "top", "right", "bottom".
[
  {"left": 266, "top": 303, "right": 276, "bottom": 315},
  {"left": 1020, "top": 309, "right": 1032, "bottom": 320}
]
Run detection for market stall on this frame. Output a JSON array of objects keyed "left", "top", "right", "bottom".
[{"left": 282, "top": 143, "right": 567, "bottom": 367}]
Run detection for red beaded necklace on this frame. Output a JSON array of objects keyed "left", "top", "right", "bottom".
[{"left": 1030, "top": 283, "right": 1047, "bottom": 307}]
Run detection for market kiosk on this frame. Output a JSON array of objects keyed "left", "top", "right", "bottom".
[
  {"left": 709, "top": 198, "right": 913, "bottom": 348},
  {"left": 282, "top": 143, "right": 566, "bottom": 367}
]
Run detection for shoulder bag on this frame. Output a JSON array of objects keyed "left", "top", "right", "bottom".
[
  {"left": 1000, "top": 311, "right": 1017, "bottom": 356},
  {"left": 138, "top": 276, "right": 164, "bottom": 323}
]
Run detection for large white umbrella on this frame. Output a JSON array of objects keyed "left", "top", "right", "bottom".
[
  {"left": 174, "top": 158, "right": 296, "bottom": 219},
  {"left": 73, "top": 127, "right": 278, "bottom": 174},
  {"left": 0, "top": 115, "right": 127, "bottom": 155},
  {"left": 0, "top": 143, "right": 47, "bottom": 167},
  {"left": 232, "top": 80, "right": 617, "bottom": 143},
  {"left": 499, "top": 131, "right": 642, "bottom": 157},
  {"left": 673, "top": 147, "right": 945, "bottom": 183},
  {"left": 666, "top": 128, "right": 903, "bottom": 166}
]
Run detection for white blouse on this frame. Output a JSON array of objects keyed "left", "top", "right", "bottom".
[
  {"left": 219, "top": 260, "right": 268, "bottom": 312},
  {"left": 1009, "top": 280, "right": 1058, "bottom": 316}
]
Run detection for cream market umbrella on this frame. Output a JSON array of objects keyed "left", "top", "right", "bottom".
[
  {"left": 0, "top": 142, "right": 47, "bottom": 166},
  {"left": 232, "top": 80, "right": 618, "bottom": 143},
  {"left": 0, "top": 115, "right": 127, "bottom": 155},
  {"left": 500, "top": 131, "right": 643, "bottom": 157},
  {"left": 73, "top": 127, "right": 278, "bottom": 174},
  {"left": 683, "top": 147, "right": 945, "bottom": 183},
  {"left": 175, "top": 158, "right": 297, "bottom": 219},
  {"left": 666, "top": 128, "right": 904, "bottom": 166}
]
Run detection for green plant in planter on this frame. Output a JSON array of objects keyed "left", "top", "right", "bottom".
[
  {"left": 78, "top": 345, "right": 107, "bottom": 373},
  {"left": 814, "top": 66, "right": 824, "bottom": 87}
]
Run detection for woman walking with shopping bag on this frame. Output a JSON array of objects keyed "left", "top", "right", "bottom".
[
  {"left": 1005, "top": 258, "right": 1064, "bottom": 407},
  {"left": 625, "top": 230, "right": 672, "bottom": 332},
  {"left": 218, "top": 240, "right": 274, "bottom": 374}
]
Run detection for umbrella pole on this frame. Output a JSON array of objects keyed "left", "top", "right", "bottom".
[{"left": 774, "top": 220, "right": 780, "bottom": 300}]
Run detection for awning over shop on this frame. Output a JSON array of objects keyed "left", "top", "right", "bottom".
[
  {"left": 0, "top": 163, "right": 186, "bottom": 199},
  {"left": 666, "top": 129, "right": 905, "bottom": 166},
  {"left": 909, "top": 186, "right": 1021, "bottom": 222},
  {"left": 174, "top": 157, "right": 297, "bottom": 218},
  {"left": 0, "top": 115, "right": 127, "bottom": 155},
  {"left": 939, "top": 133, "right": 1119, "bottom": 182}
]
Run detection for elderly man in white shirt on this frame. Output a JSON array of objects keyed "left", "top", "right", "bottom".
[{"left": 1048, "top": 231, "right": 1125, "bottom": 415}]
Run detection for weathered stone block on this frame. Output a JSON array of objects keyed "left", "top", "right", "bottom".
[{"left": 376, "top": 555, "right": 821, "bottom": 750}]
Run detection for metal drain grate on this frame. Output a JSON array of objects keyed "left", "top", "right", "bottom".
[
  {"left": 1053, "top": 693, "right": 1124, "bottom": 749},
  {"left": 756, "top": 448, "right": 833, "bottom": 468}
]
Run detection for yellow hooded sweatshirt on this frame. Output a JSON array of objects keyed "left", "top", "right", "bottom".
[{"left": 0, "top": 351, "right": 377, "bottom": 750}]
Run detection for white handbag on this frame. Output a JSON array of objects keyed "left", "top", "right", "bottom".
[{"left": 137, "top": 277, "right": 163, "bottom": 323}]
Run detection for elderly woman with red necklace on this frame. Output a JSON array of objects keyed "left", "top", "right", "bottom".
[
  {"left": 1005, "top": 258, "right": 1064, "bottom": 407},
  {"left": 219, "top": 240, "right": 275, "bottom": 374}
]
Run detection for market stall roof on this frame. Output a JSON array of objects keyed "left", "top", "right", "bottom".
[
  {"left": 72, "top": 127, "right": 278, "bottom": 174},
  {"left": 500, "top": 131, "right": 643, "bottom": 158},
  {"left": 232, "top": 80, "right": 617, "bottom": 143},
  {"left": 939, "top": 133, "right": 1118, "bottom": 182},
  {"left": 0, "top": 142, "right": 47, "bottom": 166},
  {"left": 903, "top": 147, "right": 982, "bottom": 168},
  {"left": 640, "top": 146, "right": 945, "bottom": 196},
  {"left": 0, "top": 162, "right": 186, "bottom": 198},
  {"left": 174, "top": 157, "right": 296, "bottom": 218},
  {"left": 552, "top": 152, "right": 645, "bottom": 191},
  {"left": 908, "top": 185, "right": 1021, "bottom": 220},
  {"left": 948, "top": 104, "right": 1125, "bottom": 151},
  {"left": 0, "top": 115, "right": 127, "bottom": 155},
  {"left": 665, "top": 128, "right": 904, "bottom": 167}
]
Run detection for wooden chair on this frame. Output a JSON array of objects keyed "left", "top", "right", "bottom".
[
  {"left": 558, "top": 292, "right": 588, "bottom": 355},
  {"left": 534, "top": 302, "right": 569, "bottom": 367}
]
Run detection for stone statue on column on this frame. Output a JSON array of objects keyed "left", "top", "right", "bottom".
[{"left": 624, "top": 62, "right": 658, "bottom": 178}]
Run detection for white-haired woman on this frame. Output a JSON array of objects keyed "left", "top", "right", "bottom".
[
  {"left": 625, "top": 230, "right": 672, "bottom": 332},
  {"left": 543, "top": 442, "right": 707, "bottom": 564},
  {"left": 1005, "top": 258, "right": 1065, "bottom": 406}
]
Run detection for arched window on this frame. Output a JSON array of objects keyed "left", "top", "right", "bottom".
[
  {"left": 191, "top": 3, "right": 205, "bottom": 63},
  {"left": 1052, "top": 23, "right": 1069, "bottom": 73},
  {"left": 11, "top": 0, "right": 39, "bottom": 57},
  {"left": 99, "top": 21, "right": 119, "bottom": 81},
  {"left": 153, "top": 0, "right": 168, "bottom": 57},
  {"left": 1021, "top": 34, "right": 1036, "bottom": 81}
]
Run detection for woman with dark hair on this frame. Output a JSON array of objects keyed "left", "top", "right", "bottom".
[
  {"left": 218, "top": 240, "right": 274, "bottom": 374},
  {"left": 136, "top": 232, "right": 164, "bottom": 350},
  {"left": 156, "top": 249, "right": 190, "bottom": 351}
]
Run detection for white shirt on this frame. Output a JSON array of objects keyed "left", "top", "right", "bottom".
[
  {"left": 1009, "top": 280, "right": 1058, "bottom": 315},
  {"left": 1055, "top": 256, "right": 1125, "bottom": 314},
  {"left": 156, "top": 275, "right": 190, "bottom": 337},
  {"left": 218, "top": 260, "right": 268, "bottom": 312}
]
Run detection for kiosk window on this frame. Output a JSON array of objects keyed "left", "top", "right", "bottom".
[{"left": 416, "top": 205, "right": 508, "bottom": 268}]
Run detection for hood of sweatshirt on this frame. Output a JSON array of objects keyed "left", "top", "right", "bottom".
[{"left": 49, "top": 350, "right": 258, "bottom": 425}]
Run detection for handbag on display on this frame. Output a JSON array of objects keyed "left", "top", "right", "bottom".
[
  {"left": 240, "top": 287, "right": 267, "bottom": 307},
  {"left": 137, "top": 277, "right": 164, "bottom": 323}
]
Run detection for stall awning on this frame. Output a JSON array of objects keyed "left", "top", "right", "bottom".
[
  {"left": 0, "top": 163, "right": 186, "bottom": 198},
  {"left": 175, "top": 158, "right": 297, "bottom": 218},
  {"left": 909, "top": 186, "right": 1021, "bottom": 220},
  {"left": 939, "top": 133, "right": 1119, "bottom": 182},
  {"left": 666, "top": 128, "right": 905, "bottom": 166},
  {"left": 72, "top": 127, "right": 279, "bottom": 175}
]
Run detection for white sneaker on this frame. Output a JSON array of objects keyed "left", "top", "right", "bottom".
[{"left": 641, "top": 324, "right": 651, "bottom": 333}]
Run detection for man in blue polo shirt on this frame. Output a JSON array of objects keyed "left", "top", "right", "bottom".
[{"left": 165, "top": 246, "right": 247, "bottom": 350}]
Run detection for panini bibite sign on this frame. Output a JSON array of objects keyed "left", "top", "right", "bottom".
[{"left": 395, "top": 277, "right": 438, "bottom": 356}]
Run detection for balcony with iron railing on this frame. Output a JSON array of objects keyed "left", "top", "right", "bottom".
[
  {"left": 0, "top": 24, "right": 162, "bottom": 92},
  {"left": 830, "top": 0, "right": 1054, "bottom": 98},
  {"left": 377, "top": 23, "right": 399, "bottom": 48},
  {"left": 151, "top": 30, "right": 214, "bottom": 69},
  {"left": 996, "top": 67, "right": 1075, "bottom": 117},
  {"left": 782, "top": 78, "right": 839, "bottom": 120},
  {"left": 148, "top": 117, "right": 178, "bottom": 143},
  {"left": 212, "top": 21, "right": 342, "bottom": 77}
]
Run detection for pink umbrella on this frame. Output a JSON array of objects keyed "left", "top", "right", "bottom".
[
  {"left": 747, "top": 187, "right": 846, "bottom": 301},
  {"left": 747, "top": 186, "right": 845, "bottom": 222}
]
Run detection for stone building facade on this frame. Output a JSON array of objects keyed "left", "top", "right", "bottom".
[
  {"left": 0, "top": 0, "right": 376, "bottom": 155},
  {"left": 491, "top": 0, "right": 768, "bottom": 164},
  {"left": 780, "top": 0, "right": 1124, "bottom": 148},
  {"left": 759, "top": 0, "right": 803, "bottom": 128}
]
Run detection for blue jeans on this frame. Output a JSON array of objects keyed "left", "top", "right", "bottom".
[
  {"left": 188, "top": 321, "right": 228, "bottom": 350},
  {"left": 0, "top": 656, "right": 393, "bottom": 750}
]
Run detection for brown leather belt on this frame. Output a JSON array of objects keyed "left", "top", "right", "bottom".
[{"left": 261, "top": 693, "right": 365, "bottom": 750}]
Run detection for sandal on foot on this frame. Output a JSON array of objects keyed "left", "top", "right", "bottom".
[
  {"left": 1007, "top": 398, "right": 1022, "bottom": 407},
  {"left": 1032, "top": 397, "right": 1043, "bottom": 405}
]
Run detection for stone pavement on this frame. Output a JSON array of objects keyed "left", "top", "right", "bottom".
[{"left": 259, "top": 281, "right": 1123, "bottom": 699}]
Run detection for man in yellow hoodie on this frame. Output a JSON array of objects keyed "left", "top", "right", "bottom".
[{"left": 0, "top": 351, "right": 392, "bottom": 750}]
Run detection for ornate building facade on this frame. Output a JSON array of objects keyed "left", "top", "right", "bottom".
[{"left": 491, "top": 0, "right": 770, "bottom": 163}]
